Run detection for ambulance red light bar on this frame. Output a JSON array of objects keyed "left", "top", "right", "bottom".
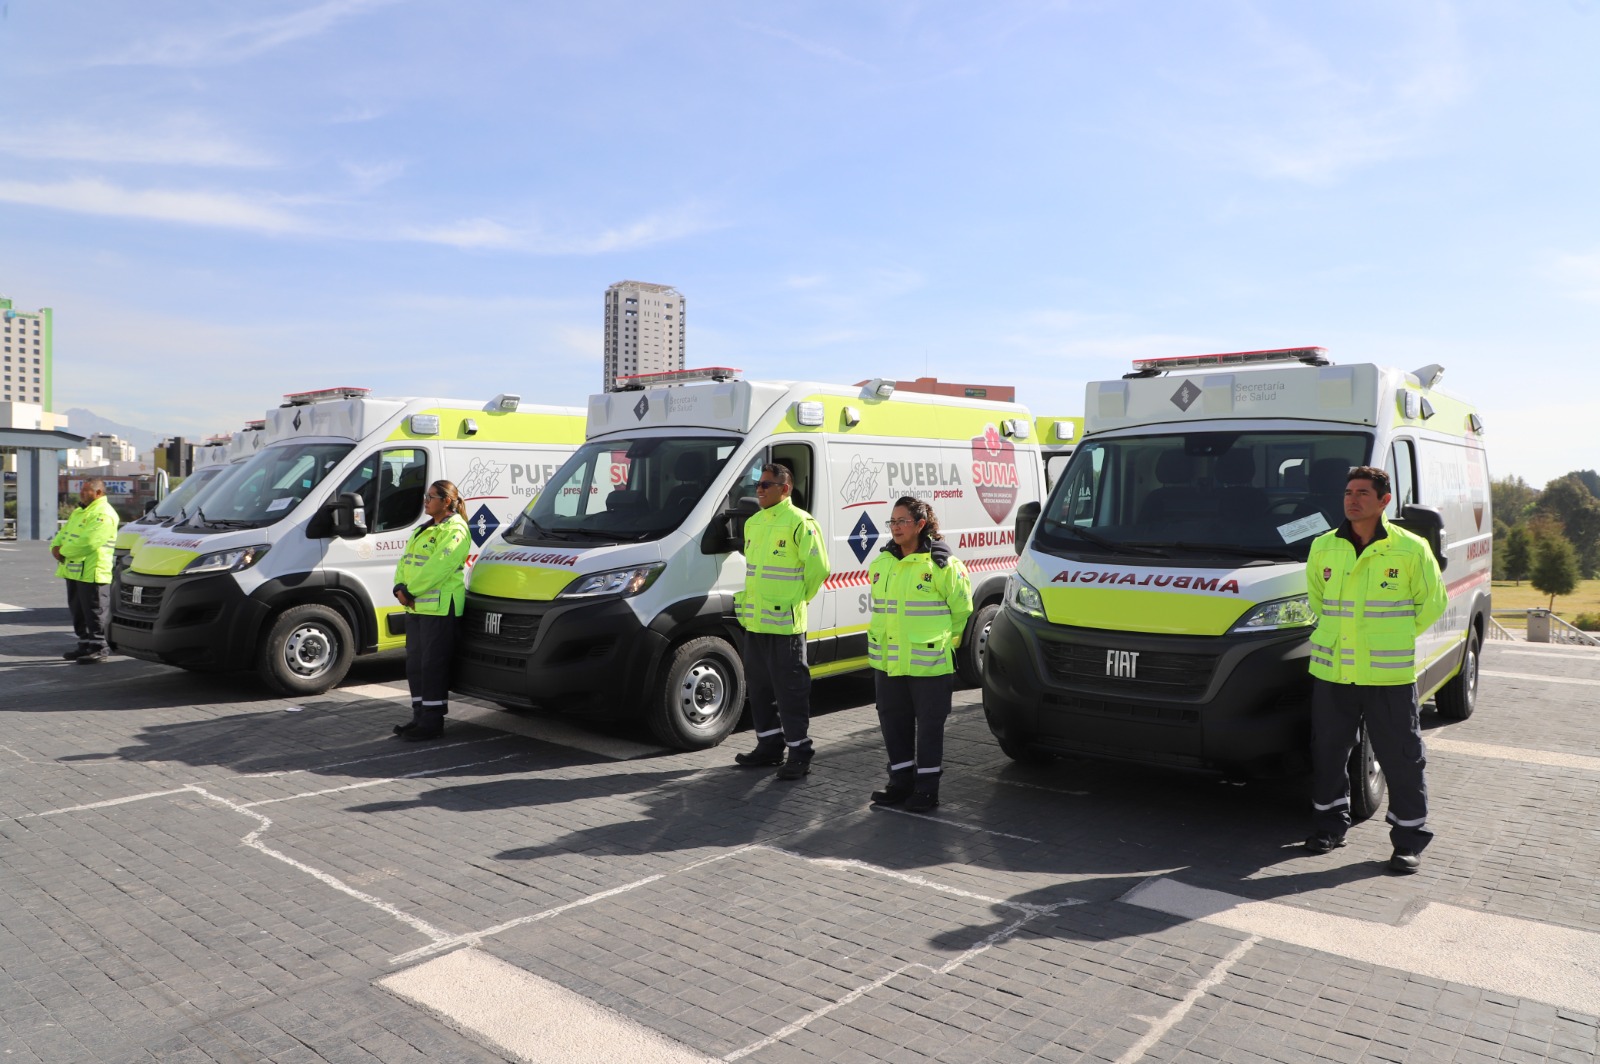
[
  {"left": 243, "top": 420, "right": 266, "bottom": 430},
  {"left": 1127, "top": 347, "right": 1329, "bottom": 377},
  {"left": 283, "top": 386, "right": 371, "bottom": 406},
  {"left": 614, "top": 366, "right": 742, "bottom": 391}
]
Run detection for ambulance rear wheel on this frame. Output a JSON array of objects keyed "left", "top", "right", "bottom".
[
  {"left": 649, "top": 636, "right": 745, "bottom": 750},
  {"left": 1346, "top": 723, "right": 1386, "bottom": 822},
  {"left": 956, "top": 603, "right": 1001, "bottom": 687},
  {"left": 259, "top": 604, "right": 354, "bottom": 697},
  {"left": 1433, "top": 631, "right": 1479, "bottom": 721}
]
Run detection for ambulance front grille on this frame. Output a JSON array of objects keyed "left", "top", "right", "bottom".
[
  {"left": 116, "top": 584, "right": 165, "bottom": 617},
  {"left": 464, "top": 608, "right": 541, "bottom": 647},
  {"left": 1039, "top": 641, "right": 1217, "bottom": 697}
]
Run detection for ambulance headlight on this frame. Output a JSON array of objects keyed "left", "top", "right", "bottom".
[
  {"left": 183, "top": 544, "right": 271, "bottom": 575},
  {"left": 1231, "top": 595, "right": 1316, "bottom": 632},
  {"left": 558, "top": 562, "right": 665, "bottom": 599},
  {"left": 1004, "top": 574, "right": 1045, "bottom": 620}
]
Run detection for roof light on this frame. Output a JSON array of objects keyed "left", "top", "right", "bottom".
[
  {"left": 283, "top": 386, "right": 370, "bottom": 406},
  {"left": 243, "top": 420, "right": 265, "bottom": 430},
  {"left": 409, "top": 414, "right": 441, "bottom": 436},
  {"left": 490, "top": 393, "right": 520, "bottom": 412},
  {"left": 1001, "top": 419, "right": 1030, "bottom": 439},
  {"left": 863, "top": 378, "right": 896, "bottom": 399},
  {"left": 614, "top": 366, "right": 741, "bottom": 391},
  {"left": 1051, "top": 420, "right": 1076, "bottom": 442},
  {"left": 1401, "top": 390, "right": 1420, "bottom": 419},
  {"left": 1125, "top": 347, "right": 1329, "bottom": 378},
  {"left": 1413, "top": 363, "right": 1445, "bottom": 388},
  {"left": 793, "top": 401, "right": 826, "bottom": 427}
]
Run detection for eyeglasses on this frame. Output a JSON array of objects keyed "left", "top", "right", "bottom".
[
  {"left": 424, "top": 493, "right": 448, "bottom": 501},
  {"left": 755, "top": 481, "right": 780, "bottom": 490},
  {"left": 886, "top": 518, "right": 918, "bottom": 528}
]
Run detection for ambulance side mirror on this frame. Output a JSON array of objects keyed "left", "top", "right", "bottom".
[
  {"left": 143, "top": 499, "right": 158, "bottom": 514},
  {"left": 1395, "top": 504, "right": 1447, "bottom": 570},
  {"left": 701, "top": 495, "right": 759, "bottom": 555},
  {"left": 329, "top": 491, "right": 368, "bottom": 540},
  {"left": 1014, "top": 501, "right": 1041, "bottom": 555}
]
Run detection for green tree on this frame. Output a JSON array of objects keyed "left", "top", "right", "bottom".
[
  {"left": 1490, "top": 474, "right": 1539, "bottom": 524},
  {"left": 1538, "top": 475, "right": 1600, "bottom": 578},
  {"left": 1575, "top": 469, "right": 1600, "bottom": 498},
  {"left": 1501, "top": 524, "right": 1531, "bottom": 583},
  {"left": 1531, "top": 535, "right": 1581, "bottom": 611}
]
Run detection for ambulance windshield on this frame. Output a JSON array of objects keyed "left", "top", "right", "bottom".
[
  {"left": 175, "top": 442, "right": 355, "bottom": 530},
  {"left": 135, "top": 464, "right": 229, "bottom": 525},
  {"left": 504, "top": 435, "right": 741, "bottom": 545},
  {"left": 1036, "top": 430, "right": 1371, "bottom": 562}
]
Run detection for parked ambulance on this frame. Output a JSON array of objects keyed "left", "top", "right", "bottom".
[
  {"left": 454, "top": 368, "right": 1046, "bottom": 749},
  {"left": 1035, "top": 415, "right": 1083, "bottom": 489},
  {"left": 110, "top": 387, "right": 585, "bottom": 695},
  {"left": 113, "top": 423, "right": 272, "bottom": 571},
  {"left": 984, "top": 348, "right": 1491, "bottom": 818}
]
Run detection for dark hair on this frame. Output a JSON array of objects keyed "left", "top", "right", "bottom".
[
  {"left": 80, "top": 477, "right": 106, "bottom": 494},
  {"left": 892, "top": 495, "right": 942, "bottom": 543},
  {"left": 1346, "top": 465, "right": 1391, "bottom": 497},
  {"left": 760, "top": 463, "right": 793, "bottom": 488},
  {"left": 430, "top": 479, "right": 468, "bottom": 519}
]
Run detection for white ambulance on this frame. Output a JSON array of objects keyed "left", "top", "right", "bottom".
[
  {"left": 984, "top": 348, "right": 1491, "bottom": 818},
  {"left": 113, "top": 423, "right": 272, "bottom": 571},
  {"left": 454, "top": 368, "right": 1046, "bottom": 749},
  {"left": 110, "top": 387, "right": 585, "bottom": 695},
  {"left": 1035, "top": 415, "right": 1083, "bottom": 490}
]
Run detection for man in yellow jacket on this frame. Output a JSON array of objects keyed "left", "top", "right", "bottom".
[
  {"left": 1304, "top": 465, "right": 1447, "bottom": 873},
  {"left": 51, "top": 478, "right": 120, "bottom": 664},
  {"left": 732, "top": 463, "right": 830, "bottom": 778}
]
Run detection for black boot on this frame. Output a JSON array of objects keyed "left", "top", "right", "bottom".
[
  {"left": 871, "top": 769, "right": 915, "bottom": 806},
  {"left": 402, "top": 708, "right": 445, "bottom": 741},
  {"left": 394, "top": 702, "right": 424, "bottom": 736},
  {"left": 734, "top": 738, "right": 786, "bottom": 767},
  {"left": 904, "top": 774, "right": 940, "bottom": 813},
  {"left": 775, "top": 742, "right": 813, "bottom": 781}
]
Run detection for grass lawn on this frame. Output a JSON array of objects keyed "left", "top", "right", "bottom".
[{"left": 1491, "top": 577, "right": 1600, "bottom": 626}]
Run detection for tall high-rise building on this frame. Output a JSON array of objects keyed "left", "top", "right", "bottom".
[
  {"left": 0, "top": 297, "right": 52, "bottom": 408},
  {"left": 604, "top": 281, "right": 685, "bottom": 391}
]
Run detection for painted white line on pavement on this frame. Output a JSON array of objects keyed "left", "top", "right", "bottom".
[
  {"left": 241, "top": 752, "right": 527, "bottom": 807},
  {"left": 239, "top": 735, "right": 508, "bottom": 778},
  {"left": 381, "top": 947, "right": 719, "bottom": 1064},
  {"left": 761, "top": 846, "right": 1083, "bottom": 915},
  {"left": 1492, "top": 644, "right": 1599, "bottom": 657},
  {"left": 1481, "top": 669, "right": 1597, "bottom": 686},
  {"left": 341, "top": 681, "right": 662, "bottom": 760},
  {"left": 15, "top": 787, "right": 195, "bottom": 820},
  {"left": 1429, "top": 737, "right": 1600, "bottom": 773},
  {"left": 985, "top": 775, "right": 1090, "bottom": 797},
  {"left": 0, "top": 601, "right": 26, "bottom": 611},
  {"left": 1122, "top": 877, "right": 1600, "bottom": 1016},
  {"left": 875, "top": 803, "right": 1042, "bottom": 842},
  {"left": 1112, "top": 933, "right": 1261, "bottom": 1064}
]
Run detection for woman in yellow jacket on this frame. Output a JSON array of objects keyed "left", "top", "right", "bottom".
[
  {"left": 866, "top": 496, "right": 973, "bottom": 811},
  {"left": 392, "top": 480, "right": 471, "bottom": 741}
]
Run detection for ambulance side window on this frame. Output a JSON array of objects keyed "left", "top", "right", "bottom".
[
  {"left": 1386, "top": 439, "right": 1417, "bottom": 518},
  {"left": 726, "top": 452, "right": 767, "bottom": 510},
  {"left": 334, "top": 448, "right": 428, "bottom": 533},
  {"left": 1051, "top": 444, "right": 1105, "bottom": 525},
  {"left": 771, "top": 444, "right": 813, "bottom": 512}
]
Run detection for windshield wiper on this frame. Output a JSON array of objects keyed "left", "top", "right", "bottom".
[
  {"left": 1053, "top": 524, "right": 1168, "bottom": 557},
  {"left": 516, "top": 516, "right": 578, "bottom": 541},
  {"left": 195, "top": 507, "right": 260, "bottom": 529}
]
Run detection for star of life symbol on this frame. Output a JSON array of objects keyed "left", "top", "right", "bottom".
[
  {"left": 457, "top": 457, "right": 506, "bottom": 499},
  {"left": 839, "top": 454, "right": 884, "bottom": 506},
  {"left": 1170, "top": 379, "right": 1202, "bottom": 411},
  {"left": 633, "top": 395, "right": 650, "bottom": 421},
  {"left": 847, "top": 511, "right": 880, "bottom": 563},
  {"left": 467, "top": 503, "right": 500, "bottom": 547}
]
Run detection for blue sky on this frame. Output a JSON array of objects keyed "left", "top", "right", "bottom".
[{"left": 1, "top": 0, "right": 1596, "bottom": 487}]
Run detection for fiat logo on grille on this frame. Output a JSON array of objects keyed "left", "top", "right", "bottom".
[
  {"left": 483, "top": 612, "right": 502, "bottom": 636},
  {"left": 131, "top": 586, "right": 144, "bottom": 606}
]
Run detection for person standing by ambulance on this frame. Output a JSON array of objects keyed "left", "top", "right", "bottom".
[
  {"left": 866, "top": 497, "right": 972, "bottom": 812},
  {"left": 392, "top": 480, "right": 471, "bottom": 741},
  {"left": 52, "top": 477, "right": 119, "bottom": 664},
  {"left": 732, "top": 463, "right": 830, "bottom": 779},
  {"left": 1304, "top": 465, "right": 1446, "bottom": 873}
]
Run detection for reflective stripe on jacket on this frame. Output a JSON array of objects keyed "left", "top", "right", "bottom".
[
  {"left": 866, "top": 544, "right": 973, "bottom": 677},
  {"left": 1305, "top": 516, "right": 1446, "bottom": 686},
  {"left": 51, "top": 496, "right": 119, "bottom": 584},
  {"left": 393, "top": 513, "right": 471, "bottom": 616},
  {"left": 734, "top": 497, "right": 829, "bottom": 635}
]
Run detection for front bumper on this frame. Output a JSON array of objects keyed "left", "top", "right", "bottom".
[
  {"left": 108, "top": 570, "right": 266, "bottom": 671},
  {"left": 982, "top": 606, "right": 1314, "bottom": 775},
  {"left": 453, "top": 592, "right": 666, "bottom": 719}
]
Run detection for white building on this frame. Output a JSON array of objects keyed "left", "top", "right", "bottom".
[
  {"left": 1, "top": 298, "right": 52, "bottom": 407},
  {"left": 85, "top": 432, "right": 138, "bottom": 463},
  {"left": 603, "top": 281, "right": 685, "bottom": 392}
]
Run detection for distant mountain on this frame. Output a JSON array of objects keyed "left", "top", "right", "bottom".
[{"left": 62, "top": 408, "right": 161, "bottom": 447}]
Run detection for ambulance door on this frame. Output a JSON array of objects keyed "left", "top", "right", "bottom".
[
  {"left": 321, "top": 445, "right": 432, "bottom": 650},
  {"left": 769, "top": 441, "right": 834, "bottom": 658},
  {"left": 1386, "top": 437, "right": 1449, "bottom": 667}
]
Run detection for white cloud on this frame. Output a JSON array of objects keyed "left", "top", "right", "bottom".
[
  {"left": 0, "top": 177, "right": 314, "bottom": 234},
  {"left": 95, "top": 0, "right": 405, "bottom": 67},
  {"left": 0, "top": 118, "right": 275, "bottom": 168},
  {"left": 400, "top": 206, "right": 720, "bottom": 255}
]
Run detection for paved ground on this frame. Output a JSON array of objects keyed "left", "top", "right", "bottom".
[{"left": 3, "top": 538, "right": 1599, "bottom": 1063}]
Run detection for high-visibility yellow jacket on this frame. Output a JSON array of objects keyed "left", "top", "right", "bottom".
[
  {"left": 866, "top": 542, "right": 973, "bottom": 677},
  {"left": 734, "top": 497, "right": 829, "bottom": 635},
  {"left": 52, "top": 496, "right": 119, "bottom": 584},
  {"left": 393, "top": 513, "right": 471, "bottom": 617},
  {"left": 1306, "top": 516, "right": 1447, "bottom": 686}
]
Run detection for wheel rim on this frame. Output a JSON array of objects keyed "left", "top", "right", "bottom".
[
  {"left": 974, "top": 616, "right": 994, "bottom": 672},
  {"left": 677, "top": 659, "right": 728, "bottom": 727},
  {"left": 283, "top": 623, "right": 337, "bottom": 679},
  {"left": 1465, "top": 642, "right": 1479, "bottom": 706},
  {"left": 1362, "top": 727, "right": 1383, "bottom": 796}
]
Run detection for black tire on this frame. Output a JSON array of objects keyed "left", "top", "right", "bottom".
[
  {"left": 956, "top": 603, "right": 1001, "bottom": 687},
  {"left": 983, "top": 701, "right": 1053, "bottom": 765},
  {"left": 647, "top": 636, "right": 745, "bottom": 750},
  {"left": 1434, "top": 630, "right": 1480, "bottom": 721},
  {"left": 1347, "top": 722, "right": 1387, "bottom": 822},
  {"left": 258, "top": 604, "right": 355, "bottom": 696}
]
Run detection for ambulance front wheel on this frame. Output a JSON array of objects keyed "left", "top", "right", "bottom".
[
  {"left": 259, "top": 604, "right": 355, "bottom": 696},
  {"left": 1346, "top": 722, "right": 1387, "bottom": 822},
  {"left": 956, "top": 603, "right": 1001, "bottom": 687},
  {"left": 1433, "top": 630, "right": 1479, "bottom": 721},
  {"left": 649, "top": 636, "right": 746, "bottom": 750}
]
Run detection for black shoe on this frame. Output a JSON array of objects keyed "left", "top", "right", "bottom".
[
  {"left": 393, "top": 722, "right": 417, "bottom": 735},
  {"left": 734, "top": 743, "right": 785, "bottom": 768},
  {"left": 871, "top": 778, "right": 915, "bottom": 806},
  {"left": 75, "top": 651, "right": 109, "bottom": 665},
  {"left": 775, "top": 751, "right": 812, "bottom": 780},
  {"left": 62, "top": 647, "right": 88, "bottom": 661},
  {"left": 903, "top": 788, "right": 940, "bottom": 813},
  {"left": 1303, "top": 832, "right": 1346, "bottom": 854},
  {"left": 401, "top": 727, "right": 442, "bottom": 742},
  {"left": 1388, "top": 849, "right": 1421, "bottom": 874}
]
